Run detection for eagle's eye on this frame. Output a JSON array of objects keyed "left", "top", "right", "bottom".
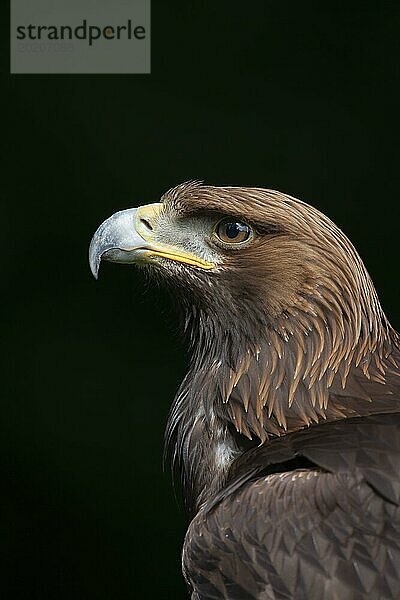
[{"left": 214, "top": 219, "right": 253, "bottom": 245}]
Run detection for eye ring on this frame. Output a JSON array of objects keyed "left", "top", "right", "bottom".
[{"left": 213, "top": 218, "right": 253, "bottom": 246}]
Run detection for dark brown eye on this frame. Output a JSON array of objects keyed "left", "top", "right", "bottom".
[{"left": 215, "top": 219, "right": 252, "bottom": 244}]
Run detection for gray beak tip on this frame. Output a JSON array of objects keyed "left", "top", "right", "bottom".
[
  {"left": 89, "top": 237, "right": 101, "bottom": 280},
  {"left": 89, "top": 207, "right": 141, "bottom": 281}
]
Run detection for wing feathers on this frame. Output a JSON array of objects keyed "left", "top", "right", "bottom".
[{"left": 184, "top": 413, "right": 400, "bottom": 599}]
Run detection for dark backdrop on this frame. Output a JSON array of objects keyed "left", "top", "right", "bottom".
[{"left": 2, "top": 2, "right": 400, "bottom": 598}]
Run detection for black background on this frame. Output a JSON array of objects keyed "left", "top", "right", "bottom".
[{"left": 3, "top": 2, "right": 400, "bottom": 598}]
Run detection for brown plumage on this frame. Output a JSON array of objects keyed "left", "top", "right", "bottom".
[{"left": 90, "top": 182, "right": 400, "bottom": 599}]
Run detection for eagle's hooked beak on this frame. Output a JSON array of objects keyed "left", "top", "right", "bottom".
[
  {"left": 89, "top": 202, "right": 214, "bottom": 279},
  {"left": 89, "top": 203, "right": 161, "bottom": 279}
]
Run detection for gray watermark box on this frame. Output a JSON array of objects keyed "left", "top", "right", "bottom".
[{"left": 11, "top": 0, "right": 150, "bottom": 74}]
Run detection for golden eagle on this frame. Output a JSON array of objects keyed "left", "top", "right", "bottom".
[{"left": 89, "top": 182, "right": 400, "bottom": 599}]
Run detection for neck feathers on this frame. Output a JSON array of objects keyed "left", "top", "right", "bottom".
[{"left": 166, "top": 275, "right": 400, "bottom": 516}]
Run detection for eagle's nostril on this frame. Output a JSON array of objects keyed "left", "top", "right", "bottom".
[{"left": 140, "top": 218, "right": 153, "bottom": 231}]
